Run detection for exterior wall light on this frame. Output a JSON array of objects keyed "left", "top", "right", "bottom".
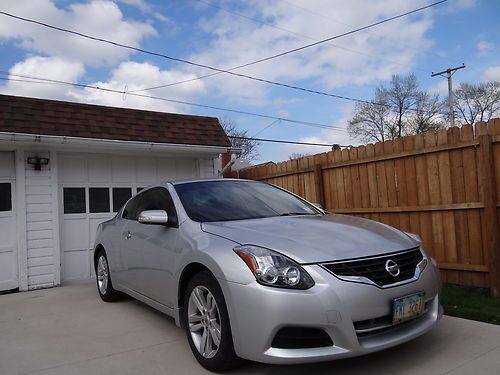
[{"left": 27, "top": 156, "right": 49, "bottom": 171}]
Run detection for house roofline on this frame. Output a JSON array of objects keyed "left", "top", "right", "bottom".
[{"left": 0, "top": 132, "right": 241, "bottom": 154}]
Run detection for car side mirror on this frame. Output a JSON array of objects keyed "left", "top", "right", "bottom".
[{"left": 138, "top": 210, "right": 169, "bottom": 225}]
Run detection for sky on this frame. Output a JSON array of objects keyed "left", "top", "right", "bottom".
[{"left": 0, "top": 0, "right": 499, "bottom": 163}]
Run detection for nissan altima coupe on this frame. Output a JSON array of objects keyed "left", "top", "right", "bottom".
[{"left": 94, "top": 179, "right": 442, "bottom": 371}]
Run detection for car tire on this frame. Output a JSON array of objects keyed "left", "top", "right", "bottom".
[
  {"left": 182, "top": 271, "right": 241, "bottom": 372},
  {"left": 95, "top": 249, "right": 123, "bottom": 302}
]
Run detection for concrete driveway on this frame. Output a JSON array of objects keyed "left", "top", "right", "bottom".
[{"left": 1, "top": 284, "right": 499, "bottom": 375}]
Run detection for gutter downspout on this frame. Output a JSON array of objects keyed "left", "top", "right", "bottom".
[{"left": 220, "top": 153, "right": 237, "bottom": 177}]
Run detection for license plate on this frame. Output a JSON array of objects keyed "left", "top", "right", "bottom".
[{"left": 392, "top": 292, "right": 425, "bottom": 325}]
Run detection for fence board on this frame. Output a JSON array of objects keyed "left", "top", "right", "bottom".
[
  {"left": 366, "top": 144, "right": 378, "bottom": 208},
  {"left": 449, "top": 126, "right": 472, "bottom": 286},
  {"left": 358, "top": 146, "right": 370, "bottom": 208}
]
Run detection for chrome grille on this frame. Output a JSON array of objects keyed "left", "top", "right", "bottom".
[{"left": 322, "top": 248, "right": 424, "bottom": 287}]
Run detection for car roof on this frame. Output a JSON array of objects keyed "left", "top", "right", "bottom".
[{"left": 170, "top": 178, "right": 255, "bottom": 186}]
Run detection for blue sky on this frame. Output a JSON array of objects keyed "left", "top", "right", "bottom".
[{"left": 0, "top": 0, "right": 498, "bottom": 163}]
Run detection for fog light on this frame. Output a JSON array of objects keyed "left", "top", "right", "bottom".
[{"left": 283, "top": 266, "right": 300, "bottom": 286}]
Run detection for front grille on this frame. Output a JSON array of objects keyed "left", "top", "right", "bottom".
[
  {"left": 271, "top": 327, "right": 333, "bottom": 349},
  {"left": 322, "top": 248, "right": 423, "bottom": 287}
]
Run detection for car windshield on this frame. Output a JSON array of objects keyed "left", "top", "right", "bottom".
[{"left": 174, "top": 180, "right": 319, "bottom": 222}]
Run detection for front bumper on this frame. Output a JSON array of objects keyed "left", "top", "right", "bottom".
[{"left": 219, "top": 262, "right": 442, "bottom": 364}]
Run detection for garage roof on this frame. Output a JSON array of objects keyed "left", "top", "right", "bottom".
[{"left": 0, "top": 94, "right": 232, "bottom": 147}]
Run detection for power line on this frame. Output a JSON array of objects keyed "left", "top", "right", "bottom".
[
  {"left": 0, "top": 75, "right": 345, "bottom": 147},
  {"left": 195, "top": 0, "right": 309, "bottom": 40},
  {"left": 132, "top": 0, "right": 446, "bottom": 93},
  {"left": 193, "top": 0, "right": 430, "bottom": 75},
  {"left": 228, "top": 135, "right": 343, "bottom": 147},
  {"left": 0, "top": 76, "right": 67, "bottom": 86},
  {"left": 0, "top": 1, "right": 447, "bottom": 112},
  {"left": 0, "top": 72, "right": 347, "bottom": 132},
  {"left": 252, "top": 119, "right": 281, "bottom": 137},
  {"left": 278, "top": 0, "right": 449, "bottom": 62}
]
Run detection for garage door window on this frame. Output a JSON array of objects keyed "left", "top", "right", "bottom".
[
  {"left": 63, "top": 188, "right": 86, "bottom": 214},
  {"left": 113, "top": 187, "right": 132, "bottom": 212},
  {"left": 0, "top": 183, "right": 12, "bottom": 211},
  {"left": 89, "top": 188, "right": 110, "bottom": 213}
]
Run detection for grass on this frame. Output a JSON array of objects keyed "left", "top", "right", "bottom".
[{"left": 441, "top": 283, "right": 500, "bottom": 325}]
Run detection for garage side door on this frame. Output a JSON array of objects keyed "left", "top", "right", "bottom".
[
  {"left": 59, "top": 153, "right": 199, "bottom": 283},
  {"left": 0, "top": 152, "right": 18, "bottom": 291}
]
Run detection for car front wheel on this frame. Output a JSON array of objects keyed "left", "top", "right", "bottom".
[
  {"left": 95, "top": 250, "right": 123, "bottom": 302},
  {"left": 182, "top": 271, "right": 240, "bottom": 372}
]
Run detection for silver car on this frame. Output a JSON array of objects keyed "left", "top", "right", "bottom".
[{"left": 94, "top": 179, "right": 442, "bottom": 371}]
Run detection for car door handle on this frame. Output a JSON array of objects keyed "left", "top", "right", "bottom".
[{"left": 125, "top": 231, "right": 132, "bottom": 240}]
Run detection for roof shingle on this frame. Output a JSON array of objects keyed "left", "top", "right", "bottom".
[{"left": 0, "top": 94, "right": 232, "bottom": 147}]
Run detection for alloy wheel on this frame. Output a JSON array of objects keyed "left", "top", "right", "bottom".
[
  {"left": 187, "top": 286, "right": 222, "bottom": 358},
  {"left": 97, "top": 255, "right": 109, "bottom": 295}
]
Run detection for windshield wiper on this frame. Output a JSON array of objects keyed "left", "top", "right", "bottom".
[{"left": 279, "top": 212, "right": 315, "bottom": 216}]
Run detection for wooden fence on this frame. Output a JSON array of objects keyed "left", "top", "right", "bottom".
[{"left": 229, "top": 119, "right": 500, "bottom": 295}]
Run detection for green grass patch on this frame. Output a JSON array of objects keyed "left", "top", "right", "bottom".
[{"left": 441, "top": 283, "right": 500, "bottom": 325}]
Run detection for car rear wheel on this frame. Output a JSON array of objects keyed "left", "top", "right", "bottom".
[
  {"left": 182, "top": 271, "right": 240, "bottom": 372},
  {"left": 95, "top": 250, "right": 123, "bottom": 302}
]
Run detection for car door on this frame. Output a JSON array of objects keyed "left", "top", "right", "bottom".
[{"left": 121, "top": 187, "right": 180, "bottom": 307}]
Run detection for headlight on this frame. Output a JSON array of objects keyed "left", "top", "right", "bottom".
[{"left": 233, "top": 245, "right": 315, "bottom": 289}]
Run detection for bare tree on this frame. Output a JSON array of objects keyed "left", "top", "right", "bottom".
[
  {"left": 348, "top": 96, "right": 391, "bottom": 143},
  {"left": 454, "top": 81, "right": 500, "bottom": 125},
  {"left": 382, "top": 74, "right": 419, "bottom": 138},
  {"left": 407, "top": 91, "right": 446, "bottom": 135},
  {"left": 348, "top": 74, "right": 446, "bottom": 143},
  {"left": 288, "top": 152, "right": 311, "bottom": 160},
  {"left": 219, "top": 117, "right": 260, "bottom": 161}
]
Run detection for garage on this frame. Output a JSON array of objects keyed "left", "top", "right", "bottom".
[{"left": 0, "top": 94, "right": 235, "bottom": 291}]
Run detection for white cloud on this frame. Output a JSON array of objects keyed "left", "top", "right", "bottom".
[
  {"left": 0, "top": 0, "right": 156, "bottom": 66},
  {"left": 483, "top": 66, "right": 500, "bottom": 82},
  {"left": 428, "top": 79, "right": 449, "bottom": 96},
  {"left": 69, "top": 61, "right": 206, "bottom": 113},
  {"left": 0, "top": 56, "right": 85, "bottom": 100},
  {"left": 277, "top": 109, "right": 289, "bottom": 118},
  {"left": 0, "top": 58, "right": 206, "bottom": 113},
  {"left": 116, "top": 0, "right": 152, "bottom": 13},
  {"left": 477, "top": 41, "right": 494, "bottom": 53},
  {"left": 189, "top": 0, "right": 436, "bottom": 104},
  {"left": 115, "top": 0, "right": 173, "bottom": 25}
]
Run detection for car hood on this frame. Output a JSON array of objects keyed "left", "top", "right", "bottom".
[{"left": 201, "top": 214, "right": 418, "bottom": 264}]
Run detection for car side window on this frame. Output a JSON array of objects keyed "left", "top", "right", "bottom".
[
  {"left": 122, "top": 193, "right": 140, "bottom": 220},
  {"left": 123, "top": 187, "right": 178, "bottom": 227}
]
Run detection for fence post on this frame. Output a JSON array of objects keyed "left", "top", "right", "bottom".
[
  {"left": 478, "top": 128, "right": 500, "bottom": 297},
  {"left": 314, "top": 164, "right": 325, "bottom": 208}
]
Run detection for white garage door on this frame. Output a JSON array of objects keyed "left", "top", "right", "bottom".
[
  {"left": 0, "top": 152, "right": 18, "bottom": 291},
  {"left": 59, "top": 153, "right": 201, "bottom": 283}
]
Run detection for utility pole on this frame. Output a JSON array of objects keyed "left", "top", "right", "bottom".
[{"left": 431, "top": 64, "right": 466, "bottom": 127}]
